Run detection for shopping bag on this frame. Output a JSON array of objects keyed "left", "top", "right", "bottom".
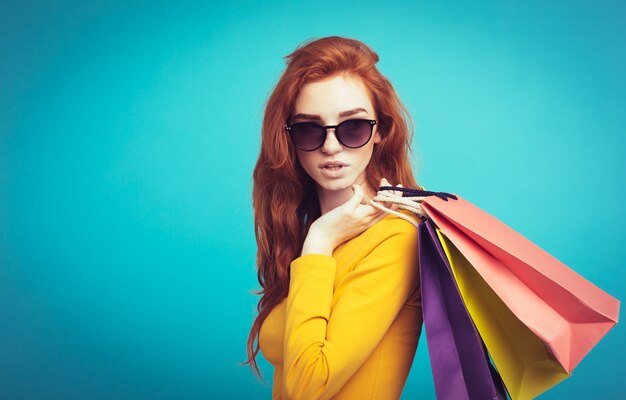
[
  {"left": 436, "top": 227, "right": 570, "bottom": 400},
  {"left": 419, "top": 219, "right": 508, "bottom": 400},
  {"left": 417, "top": 193, "right": 620, "bottom": 373},
  {"left": 373, "top": 186, "right": 619, "bottom": 399}
]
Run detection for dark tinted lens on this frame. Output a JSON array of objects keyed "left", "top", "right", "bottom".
[
  {"left": 336, "top": 119, "right": 372, "bottom": 148},
  {"left": 290, "top": 122, "right": 325, "bottom": 150}
]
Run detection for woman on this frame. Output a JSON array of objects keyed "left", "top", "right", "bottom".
[{"left": 243, "top": 36, "right": 423, "bottom": 399}]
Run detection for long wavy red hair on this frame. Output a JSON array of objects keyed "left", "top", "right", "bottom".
[{"left": 241, "top": 36, "right": 421, "bottom": 381}]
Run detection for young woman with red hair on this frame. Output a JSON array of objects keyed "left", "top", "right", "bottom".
[{"left": 244, "top": 36, "right": 424, "bottom": 399}]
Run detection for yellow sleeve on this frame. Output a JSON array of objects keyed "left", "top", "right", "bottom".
[{"left": 282, "top": 218, "right": 419, "bottom": 400}]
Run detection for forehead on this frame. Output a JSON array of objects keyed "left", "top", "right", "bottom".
[{"left": 293, "top": 74, "right": 374, "bottom": 118}]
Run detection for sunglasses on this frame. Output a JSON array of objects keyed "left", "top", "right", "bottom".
[{"left": 285, "top": 119, "right": 377, "bottom": 151}]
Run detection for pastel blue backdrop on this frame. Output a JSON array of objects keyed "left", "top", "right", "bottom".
[{"left": 1, "top": 1, "right": 624, "bottom": 399}]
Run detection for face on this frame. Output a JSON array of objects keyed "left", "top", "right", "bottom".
[{"left": 290, "top": 73, "right": 381, "bottom": 200}]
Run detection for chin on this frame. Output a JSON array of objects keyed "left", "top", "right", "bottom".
[{"left": 316, "top": 179, "right": 352, "bottom": 192}]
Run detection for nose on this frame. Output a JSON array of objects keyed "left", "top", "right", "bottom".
[{"left": 320, "top": 127, "right": 343, "bottom": 154}]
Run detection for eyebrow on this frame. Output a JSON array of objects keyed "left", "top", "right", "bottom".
[{"left": 291, "top": 108, "right": 368, "bottom": 122}]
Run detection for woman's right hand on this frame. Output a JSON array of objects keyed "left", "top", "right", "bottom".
[{"left": 301, "top": 178, "right": 402, "bottom": 256}]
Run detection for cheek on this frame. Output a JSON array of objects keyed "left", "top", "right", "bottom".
[
  {"left": 296, "top": 153, "right": 317, "bottom": 174},
  {"left": 356, "top": 147, "right": 375, "bottom": 167}
]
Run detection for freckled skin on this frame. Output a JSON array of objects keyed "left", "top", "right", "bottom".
[{"left": 293, "top": 73, "right": 381, "bottom": 215}]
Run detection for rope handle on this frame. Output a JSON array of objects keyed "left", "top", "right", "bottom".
[
  {"left": 368, "top": 185, "right": 457, "bottom": 229},
  {"left": 378, "top": 186, "right": 458, "bottom": 201}
]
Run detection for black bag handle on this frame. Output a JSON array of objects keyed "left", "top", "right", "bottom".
[{"left": 378, "top": 186, "right": 458, "bottom": 202}]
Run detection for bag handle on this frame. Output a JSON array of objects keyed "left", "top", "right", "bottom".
[
  {"left": 369, "top": 185, "right": 457, "bottom": 229},
  {"left": 379, "top": 186, "right": 458, "bottom": 201}
]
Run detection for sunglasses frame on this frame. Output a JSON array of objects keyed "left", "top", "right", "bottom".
[{"left": 285, "top": 119, "right": 377, "bottom": 151}]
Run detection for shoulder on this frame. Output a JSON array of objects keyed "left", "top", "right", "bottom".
[
  {"left": 356, "top": 210, "right": 421, "bottom": 258},
  {"left": 370, "top": 210, "right": 421, "bottom": 241},
  {"left": 341, "top": 210, "right": 421, "bottom": 288}
]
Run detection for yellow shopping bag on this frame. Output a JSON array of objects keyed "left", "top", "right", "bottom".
[{"left": 436, "top": 228, "right": 570, "bottom": 400}]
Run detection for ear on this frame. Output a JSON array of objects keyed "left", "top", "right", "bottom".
[{"left": 373, "top": 129, "right": 382, "bottom": 144}]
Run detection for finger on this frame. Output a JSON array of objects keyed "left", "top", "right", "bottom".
[
  {"left": 384, "top": 199, "right": 398, "bottom": 212},
  {"left": 393, "top": 183, "right": 403, "bottom": 197},
  {"left": 381, "top": 177, "right": 390, "bottom": 190},
  {"left": 348, "top": 184, "right": 365, "bottom": 208},
  {"left": 357, "top": 199, "right": 383, "bottom": 216},
  {"left": 391, "top": 183, "right": 403, "bottom": 210},
  {"left": 369, "top": 203, "right": 387, "bottom": 217},
  {"left": 383, "top": 178, "right": 398, "bottom": 203},
  {"left": 357, "top": 202, "right": 382, "bottom": 221},
  {"left": 381, "top": 182, "right": 400, "bottom": 212}
]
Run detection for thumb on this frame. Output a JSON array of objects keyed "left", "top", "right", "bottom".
[{"left": 348, "top": 184, "right": 365, "bottom": 207}]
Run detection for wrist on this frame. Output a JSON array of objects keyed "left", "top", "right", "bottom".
[{"left": 301, "top": 225, "right": 336, "bottom": 256}]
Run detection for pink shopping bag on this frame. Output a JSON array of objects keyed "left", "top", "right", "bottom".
[{"left": 414, "top": 193, "right": 620, "bottom": 374}]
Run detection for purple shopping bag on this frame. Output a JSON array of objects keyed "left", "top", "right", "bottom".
[{"left": 419, "top": 219, "right": 508, "bottom": 400}]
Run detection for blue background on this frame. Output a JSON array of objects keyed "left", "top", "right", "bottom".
[{"left": 1, "top": 1, "right": 624, "bottom": 398}]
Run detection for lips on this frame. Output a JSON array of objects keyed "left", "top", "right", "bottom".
[
  {"left": 319, "top": 161, "right": 349, "bottom": 179},
  {"left": 320, "top": 161, "right": 348, "bottom": 168},
  {"left": 319, "top": 163, "right": 348, "bottom": 178}
]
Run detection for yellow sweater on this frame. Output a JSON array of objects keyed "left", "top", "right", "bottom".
[{"left": 259, "top": 211, "right": 423, "bottom": 399}]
